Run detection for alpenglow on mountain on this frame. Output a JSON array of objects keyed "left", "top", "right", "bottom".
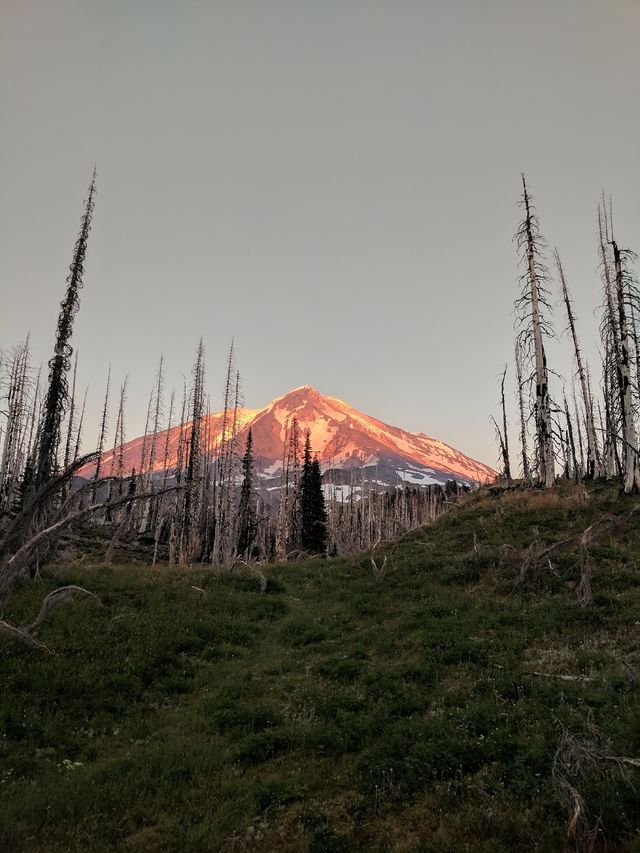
[{"left": 81, "top": 386, "right": 495, "bottom": 493}]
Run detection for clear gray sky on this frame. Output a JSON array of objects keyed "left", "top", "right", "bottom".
[{"left": 1, "top": 0, "right": 639, "bottom": 468}]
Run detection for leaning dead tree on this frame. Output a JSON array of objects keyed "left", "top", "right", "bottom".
[
  {"left": 34, "top": 170, "right": 96, "bottom": 489},
  {"left": 555, "top": 249, "right": 599, "bottom": 479},
  {"left": 514, "top": 174, "right": 555, "bottom": 488},
  {"left": 0, "top": 173, "right": 101, "bottom": 608},
  {"left": 0, "top": 453, "right": 97, "bottom": 602}
]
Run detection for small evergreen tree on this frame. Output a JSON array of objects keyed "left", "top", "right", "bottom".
[{"left": 300, "top": 430, "right": 327, "bottom": 553}]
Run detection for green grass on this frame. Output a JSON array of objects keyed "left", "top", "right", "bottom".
[{"left": 2, "top": 482, "right": 640, "bottom": 851}]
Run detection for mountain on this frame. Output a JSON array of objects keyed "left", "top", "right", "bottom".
[{"left": 79, "top": 386, "right": 496, "bottom": 493}]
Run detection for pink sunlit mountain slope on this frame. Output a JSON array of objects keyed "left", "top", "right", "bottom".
[{"left": 79, "top": 386, "right": 496, "bottom": 490}]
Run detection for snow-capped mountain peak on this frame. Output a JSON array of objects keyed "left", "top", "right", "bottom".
[{"left": 79, "top": 386, "right": 496, "bottom": 489}]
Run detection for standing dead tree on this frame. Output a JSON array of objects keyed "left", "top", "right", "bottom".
[
  {"left": 514, "top": 340, "right": 531, "bottom": 482},
  {"left": 514, "top": 174, "right": 555, "bottom": 488},
  {"left": 597, "top": 197, "right": 640, "bottom": 492},
  {"left": 0, "top": 339, "right": 34, "bottom": 514},
  {"left": 563, "top": 393, "right": 579, "bottom": 483},
  {"left": 110, "top": 377, "right": 128, "bottom": 496},
  {"left": 91, "top": 364, "right": 110, "bottom": 502},
  {"left": 177, "top": 339, "right": 206, "bottom": 565},
  {"left": 598, "top": 199, "right": 623, "bottom": 480},
  {"left": 492, "top": 365, "right": 512, "bottom": 484},
  {"left": 61, "top": 351, "right": 79, "bottom": 474},
  {"left": 220, "top": 371, "right": 243, "bottom": 566},
  {"left": 275, "top": 417, "right": 301, "bottom": 559},
  {"left": 72, "top": 386, "right": 88, "bottom": 465},
  {"left": 611, "top": 237, "right": 640, "bottom": 493},
  {"left": 212, "top": 341, "right": 235, "bottom": 565},
  {"left": 34, "top": 170, "right": 96, "bottom": 489}
]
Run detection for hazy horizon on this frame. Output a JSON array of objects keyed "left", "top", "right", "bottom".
[{"left": 2, "top": 1, "right": 639, "bottom": 469}]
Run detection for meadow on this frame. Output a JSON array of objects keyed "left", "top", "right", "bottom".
[{"left": 2, "top": 482, "right": 640, "bottom": 851}]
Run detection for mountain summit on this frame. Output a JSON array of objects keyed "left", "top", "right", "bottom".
[{"left": 81, "top": 386, "right": 495, "bottom": 489}]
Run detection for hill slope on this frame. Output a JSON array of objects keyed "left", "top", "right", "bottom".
[
  {"left": 1, "top": 482, "right": 639, "bottom": 851},
  {"left": 79, "top": 386, "right": 495, "bottom": 490}
]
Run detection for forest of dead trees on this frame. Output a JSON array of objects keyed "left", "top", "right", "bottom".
[
  {"left": 2, "top": 170, "right": 639, "bottom": 614},
  {"left": 0, "top": 172, "right": 454, "bottom": 610},
  {"left": 493, "top": 175, "right": 640, "bottom": 496}
]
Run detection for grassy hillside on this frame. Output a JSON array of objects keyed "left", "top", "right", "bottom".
[{"left": 1, "top": 483, "right": 640, "bottom": 852}]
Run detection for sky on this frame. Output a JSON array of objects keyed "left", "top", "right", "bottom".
[{"left": 1, "top": 0, "right": 639, "bottom": 469}]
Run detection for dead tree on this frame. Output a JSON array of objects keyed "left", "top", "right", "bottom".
[
  {"left": 160, "top": 389, "right": 175, "bottom": 493},
  {"left": 515, "top": 175, "right": 555, "bottom": 487},
  {"left": 611, "top": 238, "right": 640, "bottom": 492},
  {"left": 107, "top": 376, "right": 128, "bottom": 513},
  {"left": 492, "top": 365, "right": 512, "bottom": 483},
  {"left": 598, "top": 199, "right": 623, "bottom": 479},
  {"left": 275, "top": 416, "right": 302, "bottom": 556},
  {"left": 146, "top": 355, "right": 165, "bottom": 481},
  {"left": 0, "top": 453, "right": 98, "bottom": 600},
  {"left": 563, "top": 394, "right": 579, "bottom": 482},
  {"left": 137, "top": 386, "right": 154, "bottom": 487},
  {"left": 0, "top": 339, "right": 33, "bottom": 513},
  {"left": 72, "top": 387, "right": 88, "bottom": 465},
  {"left": 34, "top": 170, "right": 96, "bottom": 488},
  {"left": 0, "top": 585, "right": 101, "bottom": 652},
  {"left": 571, "top": 383, "right": 585, "bottom": 478},
  {"left": 0, "top": 480, "right": 179, "bottom": 606},
  {"left": 212, "top": 341, "right": 235, "bottom": 564},
  {"left": 220, "top": 371, "right": 243, "bottom": 566},
  {"left": 275, "top": 424, "right": 290, "bottom": 560},
  {"left": 514, "top": 339, "right": 531, "bottom": 481},
  {"left": 91, "top": 364, "right": 111, "bottom": 503},
  {"left": 556, "top": 249, "right": 599, "bottom": 478},
  {"left": 62, "top": 351, "right": 79, "bottom": 473},
  {"left": 177, "top": 339, "right": 205, "bottom": 564}
]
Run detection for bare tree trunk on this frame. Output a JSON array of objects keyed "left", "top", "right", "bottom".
[
  {"left": 556, "top": 250, "right": 598, "bottom": 478},
  {"left": 611, "top": 239, "right": 640, "bottom": 493},
  {"left": 62, "top": 351, "right": 79, "bottom": 474},
  {"left": 564, "top": 395, "right": 579, "bottom": 482},
  {"left": 178, "top": 339, "right": 205, "bottom": 565},
  {"left": 500, "top": 365, "right": 511, "bottom": 483},
  {"left": 571, "top": 384, "right": 585, "bottom": 478},
  {"left": 515, "top": 339, "right": 530, "bottom": 481},
  {"left": 160, "top": 390, "right": 175, "bottom": 493},
  {"left": 599, "top": 200, "right": 623, "bottom": 475},
  {"left": 517, "top": 175, "right": 555, "bottom": 487},
  {"left": 91, "top": 365, "right": 111, "bottom": 504},
  {"left": 73, "top": 387, "right": 88, "bottom": 465},
  {"left": 213, "top": 341, "right": 234, "bottom": 564}
]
